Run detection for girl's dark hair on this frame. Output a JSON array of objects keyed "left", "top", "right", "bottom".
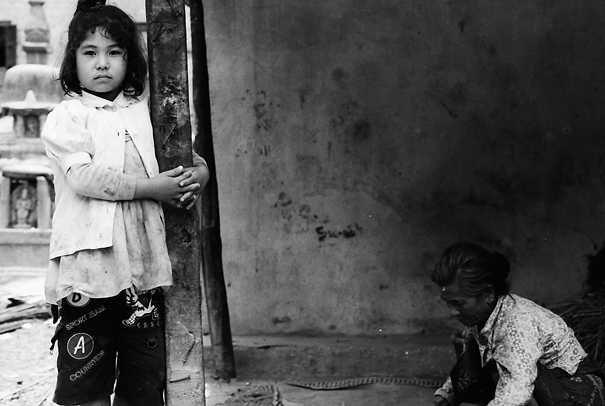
[
  {"left": 430, "top": 242, "right": 511, "bottom": 297},
  {"left": 60, "top": 2, "right": 147, "bottom": 97}
]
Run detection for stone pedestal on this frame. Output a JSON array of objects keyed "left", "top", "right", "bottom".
[{"left": 1, "top": 90, "right": 56, "bottom": 140}]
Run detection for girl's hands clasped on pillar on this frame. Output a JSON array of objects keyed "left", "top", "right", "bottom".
[
  {"left": 134, "top": 164, "right": 209, "bottom": 210},
  {"left": 176, "top": 164, "right": 209, "bottom": 210}
]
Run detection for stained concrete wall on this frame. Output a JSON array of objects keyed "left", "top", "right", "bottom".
[
  {"left": 3, "top": 0, "right": 605, "bottom": 336},
  {"left": 203, "top": 0, "right": 605, "bottom": 335}
]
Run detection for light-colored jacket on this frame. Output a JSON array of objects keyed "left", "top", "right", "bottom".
[{"left": 42, "top": 91, "right": 160, "bottom": 259}]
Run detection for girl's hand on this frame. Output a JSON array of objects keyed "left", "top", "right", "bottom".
[
  {"left": 135, "top": 166, "right": 196, "bottom": 207},
  {"left": 176, "top": 164, "right": 210, "bottom": 210}
]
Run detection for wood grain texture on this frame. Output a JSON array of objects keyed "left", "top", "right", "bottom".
[{"left": 145, "top": 0, "right": 205, "bottom": 404}]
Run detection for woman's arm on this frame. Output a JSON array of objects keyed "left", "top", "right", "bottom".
[
  {"left": 434, "top": 377, "right": 458, "bottom": 406},
  {"left": 487, "top": 316, "right": 542, "bottom": 405},
  {"left": 433, "top": 396, "right": 451, "bottom": 406}
]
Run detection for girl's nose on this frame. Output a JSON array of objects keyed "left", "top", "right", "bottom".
[{"left": 96, "top": 57, "right": 109, "bottom": 70}]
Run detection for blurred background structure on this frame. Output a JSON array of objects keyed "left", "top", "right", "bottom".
[{"left": 1, "top": 0, "right": 604, "bottom": 339}]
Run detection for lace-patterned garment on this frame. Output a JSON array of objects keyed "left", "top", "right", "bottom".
[{"left": 436, "top": 294, "right": 589, "bottom": 406}]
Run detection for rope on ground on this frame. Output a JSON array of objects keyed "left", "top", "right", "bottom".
[
  {"left": 286, "top": 376, "right": 443, "bottom": 390},
  {"left": 217, "top": 377, "right": 443, "bottom": 405}
]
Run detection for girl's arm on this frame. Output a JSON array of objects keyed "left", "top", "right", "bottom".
[
  {"left": 45, "top": 103, "right": 205, "bottom": 207},
  {"left": 66, "top": 162, "right": 137, "bottom": 201},
  {"left": 66, "top": 163, "right": 196, "bottom": 207}
]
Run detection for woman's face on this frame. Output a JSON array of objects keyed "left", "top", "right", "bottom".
[{"left": 440, "top": 280, "right": 495, "bottom": 328}]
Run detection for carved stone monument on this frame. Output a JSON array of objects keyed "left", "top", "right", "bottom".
[
  {"left": 1, "top": 89, "right": 56, "bottom": 141},
  {"left": 0, "top": 163, "right": 53, "bottom": 229},
  {"left": 0, "top": 0, "right": 57, "bottom": 268},
  {"left": 23, "top": 0, "right": 51, "bottom": 65}
]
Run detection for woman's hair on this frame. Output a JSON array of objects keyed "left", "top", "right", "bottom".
[
  {"left": 430, "top": 242, "right": 511, "bottom": 297},
  {"left": 59, "top": 0, "right": 147, "bottom": 97}
]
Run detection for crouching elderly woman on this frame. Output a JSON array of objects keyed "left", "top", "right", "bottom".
[{"left": 430, "top": 242, "right": 605, "bottom": 406}]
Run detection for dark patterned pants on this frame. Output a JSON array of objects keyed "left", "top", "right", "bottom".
[{"left": 450, "top": 341, "right": 605, "bottom": 406}]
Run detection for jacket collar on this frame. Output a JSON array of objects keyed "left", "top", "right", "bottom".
[
  {"left": 78, "top": 90, "right": 137, "bottom": 110},
  {"left": 475, "top": 293, "right": 515, "bottom": 345}
]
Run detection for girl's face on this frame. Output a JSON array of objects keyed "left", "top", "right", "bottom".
[
  {"left": 76, "top": 29, "right": 127, "bottom": 100},
  {"left": 440, "top": 279, "right": 495, "bottom": 328}
]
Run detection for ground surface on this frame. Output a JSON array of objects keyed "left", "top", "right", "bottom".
[
  {"left": 0, "top": 272, "right": 55, "bottom": 406},
  {"left": 0, "top": 319, "right": 56, "bottom": 406},
  {"left": 0, "top": 321, "right": 441, "bottom": 406},
  {"left": 0, "top": 273, "right": 454, "bottom": 406}
]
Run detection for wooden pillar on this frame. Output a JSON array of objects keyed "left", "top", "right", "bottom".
[
  {"left": 190, "top": 0, "right": 236, "bottom": 380},
  {"left": 145, "top": 1, "right": 205, "bottom": 405}
]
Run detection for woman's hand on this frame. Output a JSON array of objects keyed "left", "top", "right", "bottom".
[{"left": 433, "top": 396, "right": 451, "bottom": 406}]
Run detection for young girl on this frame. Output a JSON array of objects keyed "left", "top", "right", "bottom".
[{"left": 41, "top": 1, "right": 209, "bottom": 405}]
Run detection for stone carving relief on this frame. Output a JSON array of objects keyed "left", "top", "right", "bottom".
[{"left": 10, "top": 182, "right": 37, "bottom": 228}]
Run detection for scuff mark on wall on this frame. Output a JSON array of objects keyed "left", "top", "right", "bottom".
[
  {"left": 351, "top": 119, "right": 372, "bottom": 141},
  {"left": 273, "top": 192, "right": 324, "bottom": 232},
  {"left": 254, "top": 90, "right": 277, "bottom": 131},
  {"left": 316, "top": 223, "right": 362, "bottom": 242},
  {"left": 272, "top": 316, "right": 292, "bottom": 325}
]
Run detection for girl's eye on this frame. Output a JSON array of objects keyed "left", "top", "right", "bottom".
[{"left": 83, "top": 51, "right": 95, "bottom": 56}]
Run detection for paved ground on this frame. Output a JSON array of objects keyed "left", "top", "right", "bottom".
[
  {"left": 0, "top": 271, "right": 461, "bottom": 406},
  {"left": 205, "top": 378, "right": 437, "bottom": 405},
  {"left": 0, "top": 319, "right": 440, "bottom": 406}
]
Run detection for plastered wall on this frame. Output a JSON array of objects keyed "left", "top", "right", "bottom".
[
  {"left": 3, "top": 0, "right": 605, "bottom": 336},
  {"left": 203, "top": 0, "right": 605, "bottom": 335}
]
